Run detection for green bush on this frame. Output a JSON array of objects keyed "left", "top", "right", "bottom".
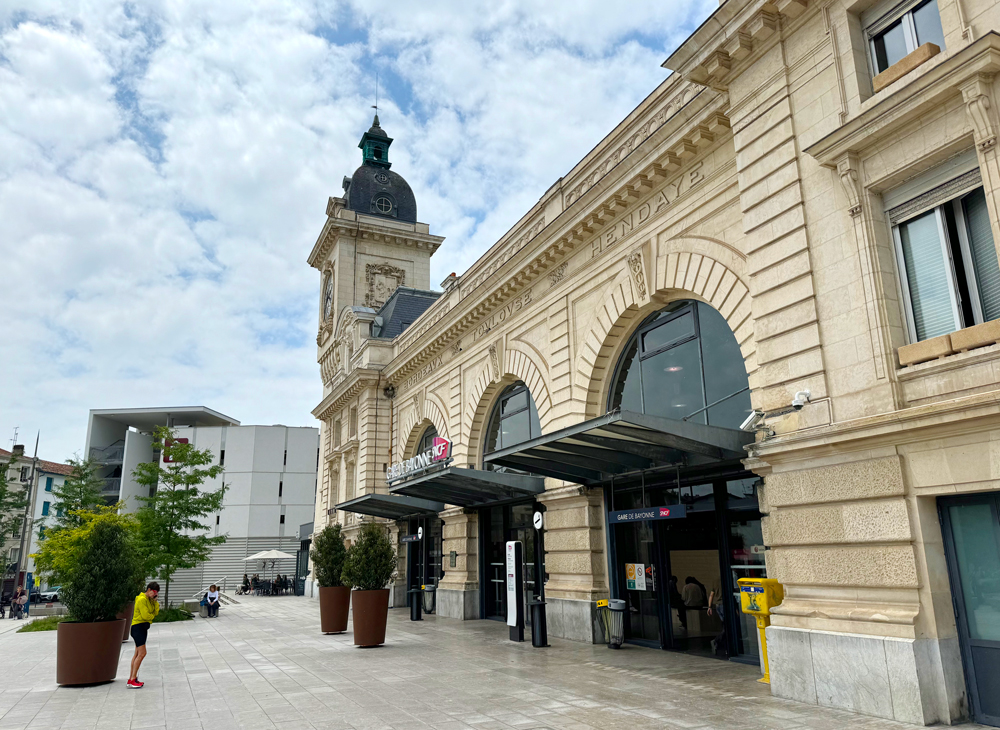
[
  {"left": 60, "top": 513, "right": 143, "bottom": 623},
  {"left": 341, "top": 521, "right": 396, "bottom": 591},
  {"left": 17, "top": 615, "right": 67, "bottom": 632},
  {"left": 310, "top": 524, "right": 348, "bottom": 588},
  {"left": 153, "top": 607, "right": 193, "bottom": 623}
]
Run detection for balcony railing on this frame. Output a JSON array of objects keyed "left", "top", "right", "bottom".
[
  {"left": 90, "top": 441, "right": 125, "bottom": 464},
  {"left": 100, "top": 477, "right": 121, "bottom": 494}
]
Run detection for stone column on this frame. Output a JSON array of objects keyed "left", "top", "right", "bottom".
[
  {"left": 536, "top": 485, "right": 607, "bottom": 643},
  {"left": 959, "top": 73, "right": 1000, "bottom": 260},
  {"left": 437, "top": 508, "right": 479, "bottom": 619}
]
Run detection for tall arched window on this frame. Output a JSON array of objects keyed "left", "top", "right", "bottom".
[
  {"left": 609, "top": 300, "right": 751, "bottom": 428},
  {"left": 416, "top": 424, "right": 438, "bottom": 455},
  {"left": 483, "top": 381, "right": 541, "bottom": 464}
]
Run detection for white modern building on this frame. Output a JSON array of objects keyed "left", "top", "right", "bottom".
[{"left": 85, "top": 407, "right": 319, "bottom": 600}]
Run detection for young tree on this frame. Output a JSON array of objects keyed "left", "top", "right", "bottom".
[
  {"left": 48, "top": 457, "right": 106, "bottom": 531},
  {"left": 0, "top": 452, "right": 29, "bottom": 552},
  {"left": 133, "top": 427, "right": 227, "bottom": 606}
]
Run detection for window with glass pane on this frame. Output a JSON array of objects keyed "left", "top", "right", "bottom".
[
  {"left": 894, "top": 185, "right": 1000, "bottom": 343},
  {"left": 484, "top": 382, "right": 542, "bottom": 458},
  {"left": 609, "top": 301, "right": 751, "bottom": 429},
  {"left": 869, "top": 0, "right": 944, "bottom": 76},
  {"left": 417, "top": 425, "right": 438, "bottom": 454}
]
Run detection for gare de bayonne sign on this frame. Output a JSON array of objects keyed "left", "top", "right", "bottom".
[{"left": 386, "top": 436, "right": 453, "bottom": 483}]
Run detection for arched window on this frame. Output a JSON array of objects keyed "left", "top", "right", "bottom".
[
  {"left": 484, "top": 381, "right": 541, "bottom": 462},
  {"left": 609, "top": 300, "right": 751, "bottom": 428},
  {"left": 416, "top": 424, "right": 438, "bottom": 455}
]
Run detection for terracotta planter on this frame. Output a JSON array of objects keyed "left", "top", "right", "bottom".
[
  {"left": 319, "top": 586, "right": 351, "bottom": 634},
  {"left": 351, "top": 589, "right": 390, "bottom": 647},
  {"left": 56, "top": 619, "right": 127, "bottom": 685},
  {"left": 116, "top": 602, "right": 135, "bottom": 642}
]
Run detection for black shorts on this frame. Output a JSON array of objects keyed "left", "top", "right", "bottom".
[{"left": 130, "top": 622, "right": 150, "bottom": 646}]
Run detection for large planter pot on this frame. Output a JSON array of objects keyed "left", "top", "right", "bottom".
[
  {"left": 319, "top": 586, "right": 351, "bottom": 634},
  {"left": 116, "top": 602, "right": 134, "bottom": 642},
  {"left": 352, "top": 589, "right": 390, "bottom": 647},
  {"left": 56, "top": 619, "right": 127, "bottom": 685}
]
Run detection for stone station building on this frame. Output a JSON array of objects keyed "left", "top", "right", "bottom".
[{"left": 308, "top": 0, "right": 1000, "bottom": 725}]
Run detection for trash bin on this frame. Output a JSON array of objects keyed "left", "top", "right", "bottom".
[
  {"left": 528, "top": 599, "right": 548, "bottom": 648},
  {"left": 607, "top": 599, "right": 625, "bottom": 649},
  {"left": 199, "top": 604, "right": 208, "bottom": 619},
  {"left": 422, "top": 584, "right": 436, "bottom": 614},
  {"left": 408, "top": 588, "right": 422, "bottom": 621}
]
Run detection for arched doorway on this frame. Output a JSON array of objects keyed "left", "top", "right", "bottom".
[
  {"left": 404, "top": 423, "right": 444, "bottom": 614},
  {"left": 606, "top": 300, "right": 763, "bottom": 661},
  {"left": 480, "top": 382, "right": 545, "bottom": 623}
]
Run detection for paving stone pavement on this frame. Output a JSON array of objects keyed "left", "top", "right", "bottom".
[{"left": 0, "top": 595, "right": 988, "bottom": 730}]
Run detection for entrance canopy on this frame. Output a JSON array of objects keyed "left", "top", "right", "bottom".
[
  {"left": 483, "top": 409, "right": 753, "bottom": 485},
  {"left": 335, "top": 493, "right": 445, "bottom": 520},
  {"left": 389, "top": 466, "right": 545, "bottom": 507}
]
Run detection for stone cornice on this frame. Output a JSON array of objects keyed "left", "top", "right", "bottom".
[
  {"left": 307, "top": 206, "right": 445, "bottom": 270},
  {"left": 383, "top": 93, "right": 732, "bottom": 385},
  {"left": 806, "top": 33, "right": 1000, "bottom": 166},
  {"left": 663, "top": 0, "right": 812, "bottom": 91},
  {"left": 312, "top": 369, "right": 381, "bottom": 421},
  {"left": 749, "top": 387, "right": 1000, "bottom": 464}
]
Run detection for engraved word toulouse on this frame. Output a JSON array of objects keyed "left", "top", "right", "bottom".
[{"left": 591, "top": 161, "right": 705, "bottom": 259}]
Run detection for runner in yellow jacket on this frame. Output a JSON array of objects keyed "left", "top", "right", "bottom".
[{"left": 128, "top": 582, "right": 160, "bottom": 689}]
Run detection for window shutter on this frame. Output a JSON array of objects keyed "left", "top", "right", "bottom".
[
  {"left": 963, "top": 188, "right": 1000, "bottom": 322},
  {"left": 899, "top": 210, "right": 958, "bottom": 340}
]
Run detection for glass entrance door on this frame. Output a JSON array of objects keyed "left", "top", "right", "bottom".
[
  {"left": 482, "top": 502, "right": 542, "bottom": 624},
  {"left": 941, "top": 495, "right": 1000, "bottom": 727},
  {"left": 616, "top": 518, "right": 664, "bottom": 646}
]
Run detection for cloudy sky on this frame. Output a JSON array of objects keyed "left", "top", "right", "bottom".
[{"left": 0, "top": 0, "right": 715, "bottom": 462}]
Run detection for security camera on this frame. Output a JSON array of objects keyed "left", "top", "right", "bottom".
[
  {"left": 740, "top": 410, "right": 765, "bottom": 432},
  {"left": 791, "top": 390, "right": 811, "bottom": 410}
]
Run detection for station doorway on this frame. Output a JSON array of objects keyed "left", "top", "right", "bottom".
[
  {"left": 609, "top": 466, "right": 765, "bottom": 662},
  {"left": 481, "top": 500, "right": 545, "bottom": 626}
]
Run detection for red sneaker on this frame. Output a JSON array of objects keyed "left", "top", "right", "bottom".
[{"left": 127, "top": 679, "right": 144, "bottom": 689}]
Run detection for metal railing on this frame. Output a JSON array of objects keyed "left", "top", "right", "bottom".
[
  {"left": 187, "top": 579, "right": 240, "bottom": 605},
  {"left": 100, "top": 477, "right": 121, "bottom": 493},
  {"left": 90, "top": 441, "right": 125, "bottom": 464}
]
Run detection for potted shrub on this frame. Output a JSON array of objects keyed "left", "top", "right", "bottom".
[
  {"left": 51, "top": 510, "right": 141, "bottom": 684},
  {"left": 311, "top": 524, "right": 350, "bottom": 634},
  {"left": 340, "top": 521, "right": 396, "bottom": 647}
]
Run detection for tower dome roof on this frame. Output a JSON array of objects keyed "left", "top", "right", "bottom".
[{"left": 342, "top": 114, "right": 417, "bottom": 223}]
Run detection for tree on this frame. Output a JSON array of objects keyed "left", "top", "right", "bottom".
[
  {"left": 0, "top": 451, "right": 29, "bottom": 558},
  {"left": 133, "top": 426, "right": 227, "bottom": 607},
  {"left": 58, "top": 509, "right": 143, "bottom": 622},
  {"left": 341, "top": 522, "right": 396, "bottom": 591},
  {"left": 48, "top": 457, "right": 105, "bottom": 531},
  {"left": 33, "top": 504, "right": 144, "bottom": 607},
  {"left": 310, "top": 524, "right": 348, "bottom": 587}
]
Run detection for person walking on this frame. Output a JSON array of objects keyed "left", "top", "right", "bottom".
[
  {"left": 128, "top": 582, "right": 160, "bottom": 689},
  {"left": 12, "top": 586, "right": 28, "bottom": 620},
  {"left": 206, "top": 585, "right": 220, "bottom": 618}
]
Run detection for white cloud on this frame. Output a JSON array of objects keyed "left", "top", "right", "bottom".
[{"left": 0, "top": 0, "right": 712, "bottom": 461}]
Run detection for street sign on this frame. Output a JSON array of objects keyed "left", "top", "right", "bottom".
[
  {"left": 608, "top": 505, "right": 687, "bottom": 524},
  {"left": 401, "top": 534, "right": 421, "bottom": 543},
  {"left": 533, "top": 511, "right": 543, "bottom": 530}
]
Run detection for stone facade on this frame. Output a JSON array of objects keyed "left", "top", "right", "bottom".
[{"left": 308, "top": 1, "right": 1000, "bottom": 724}]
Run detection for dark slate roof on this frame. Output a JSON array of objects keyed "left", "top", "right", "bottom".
[
  {"left": 346, "top": 165, "right": 417, "bottom": 223},
  {"left": 371, "top": 287, "right": 441, "bottom": 339}
]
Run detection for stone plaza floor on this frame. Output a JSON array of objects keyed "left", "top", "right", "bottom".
[{"left": 0, "top": 595, "right": 988, "bottom": 730}]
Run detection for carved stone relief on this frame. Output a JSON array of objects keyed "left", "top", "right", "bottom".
[
  {"left": 626, "top": 251, "right": 647, "bottom": 299},
  {"left": 961, "top": 74, "right": 997, "bottom": 151},
  {"left": 488, "top": 342, "right": 501, "bottom": 382},
  {"left": 365, "top": 263, "right": 406, "bottom": 308}
]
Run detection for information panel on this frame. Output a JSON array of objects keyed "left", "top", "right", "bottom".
[{"left": 608, "top": 505, "right": 687, "bottom": 523}]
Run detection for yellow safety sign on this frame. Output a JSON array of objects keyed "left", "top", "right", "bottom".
[{"left": 737, "top": 577, "right": 784, "bottom": 685}]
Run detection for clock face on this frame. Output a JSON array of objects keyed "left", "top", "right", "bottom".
[{"left": 323, "top": 276, "right": 334, "bottom": 319}]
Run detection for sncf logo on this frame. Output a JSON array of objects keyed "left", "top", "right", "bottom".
[
  {"left": 659, "top": 507, "right": 672, "bottom": 518},
  {"left": 432, "top": 437, "right": 452, "bottom": 461}
]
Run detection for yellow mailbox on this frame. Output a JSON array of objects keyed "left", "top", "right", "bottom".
[{"left": 737, "top": 577, "right": 784, "bottom": 684}]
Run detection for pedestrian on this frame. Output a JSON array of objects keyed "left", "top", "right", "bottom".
[
  {"left": 12, "top": 586, "right": 28, "bottom": 620},
  {"left": 206, "top": 585, "right": 220, "bottom": 618},
  {"left": 707, "top": 588, "right": 727, "bottom": 657},
  {"left": 681, "top": 576, "right": 705, "bottom": 608},
  {"left": 128, "top": 582, "right": 160, "bottom": 689}
]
